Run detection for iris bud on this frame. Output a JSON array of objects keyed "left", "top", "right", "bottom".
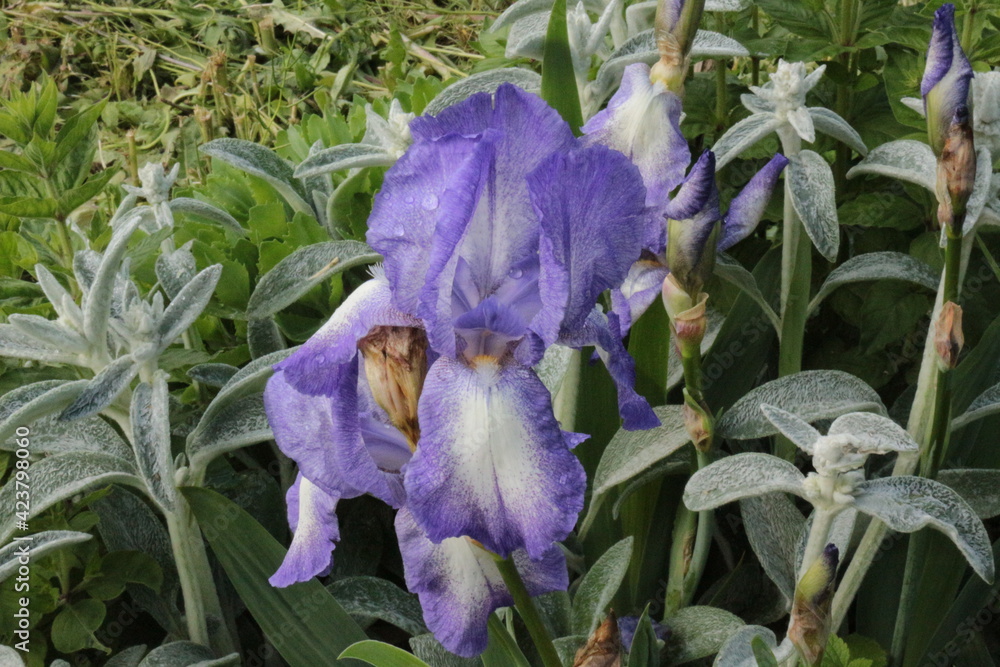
[{"left": 789, "top": 543, "right": 839, "bottom": 666}]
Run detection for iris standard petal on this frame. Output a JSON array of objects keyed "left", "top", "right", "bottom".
[
  {"left": 270, "top": 474, "right": 341, "bottom": 587},
  {"left": 582, "top": 63, "right": 690, "bottom": 206},
  {"left": 275, "top": 277, "right": 421, "bottom": 396},
  {"left": 663, "top": 150, "right": 720, "bottom": 222},
  {"left": 404, "top": 355, "right": 586, "bottom": 559},
  {"left": 718, "top": 154, "right": 789, "bottom": 252},
  {"left": 396, "top": 507, "right": 568, "bottom": 658},
  {"left": 529, "top": 144, "right": 649, "bottom": 345}
]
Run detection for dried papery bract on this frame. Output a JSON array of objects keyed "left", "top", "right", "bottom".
[
  {"left": 358, "top": 325, "right": 429, "bottom": 450},
  {"left": 788, "top": 544, "right": 838, "bottom": 666},
  {"left": 573, "top": 612, "right": 623, "bottom": 667}
]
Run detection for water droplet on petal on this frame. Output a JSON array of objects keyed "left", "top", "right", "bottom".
[
  {"left": 421, "top": 194, "right": 439, "bottom": 211},
  {"left": 393, "top": 226, "right": 406, "bottom": 237},
  {"left": 404, "top": 195, "right": 415, "bottom": 204},
  {"left": 508, "top": 267, "right": 523, "bottom": 279}
]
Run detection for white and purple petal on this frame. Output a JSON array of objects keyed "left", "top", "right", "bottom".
[
  {"left": 270, "top": 474, "right": 341, "bottom": 587},
  {"left": 396, "top": 507, "right": 568, "bottom": 658},
  {"left": 582, "top": 63, "right": 690, "bottom": 207},
  {"left": 404, "top": 355, "right": 586, "bottom": 559},
  {"left": 610, "top": 259, "right": 671, "bottom": 336},
  {"left": 718, "top": 154, "right": 788, "bottom": 252},
  {"left": 528, "top": 144, "right": 649, "bottom": 345},
  {"left": 922, "top": 3, "right": 974, "bottom": 154}
]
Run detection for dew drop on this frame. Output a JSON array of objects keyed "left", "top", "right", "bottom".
[
  {"left": 404, "top": 195, "right": 415, "bottom": 204},
  {"left": 421, "top": 193, "right": 439, "bottom": 211},
  {"left": 393, "top": 226, "right": 406, "bottom": 237},
  {"left": 508, "top": 267, "right": 523, "bottom": 279}
]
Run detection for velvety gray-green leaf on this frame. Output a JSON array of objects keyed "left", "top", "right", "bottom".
[
  {"left": 788, "top": 150, "right": 839, "bottom": 262},
  {"left": 685, "top": 453, "right": 806, "bottom": 512},
  {"left": 328, "top": 576, "right": 426, "bottom": 636},
  {"left": 0, "top": 323, "right": 80, "bottom": 364},
  {"left": 187, "top": 363, "right": 239, "bottom": 388},
  {"left": 664, "top": 606, "right": 745, "bottom": 664},
  {"left": 760, "top": 405, "right": 821, "bottom": 454},
  {"left": 846, "top": 139, "right": 936, "bottom": 192},
  {"left": 187, "top": 394, "right": 271, "bottom": 469},
  {"left": 808, "top": 251, "right": 938, "bottom": 314},
  {"left": 0, "top": 530, "right": 92, "bottom": 583},
  {"left": 8, "top": 313, "right": 89, "bottom": 354},
  {"left": 60, "top": 355, "right": 140, "bottom": 422},
  {"left": 425, "top": 69, "right": 543, "bottom": 116},
  {"left": 199, "top": 139, "right": 312, "bottom": 214},
  {"left": 712, "top": 113, "right": 783, "bottom": 170},
  {"left": 82, "top": 209, "right": 148, "bottom": 346},
  {"left": 714, "top": 256, "right": 780, "bottom": 333},
  {"left": 739, "top": 494, "right": 804, "bottom": 602},
  {"left": 137, "top": 641, "right": 239, "bottom": 667},
  {"left": 169, "top": 198, "right": 246, "bottom": 236},
  {"left": 155, "top": 246, "right": 197, "bottom": 300},
  {"left": 294, "top": 144, "right": 395, "bottom": 179},
  {"left": 712, "top": 625, "right": 777, "bottom": 667},
  {"left": 130, "top": 377, "right": 176, "bottom": 513},
  {"left": 807, "top": 107, "right": 867, "bottom": 156},
  {"left": 827, "top": 411, "right": 918, "bottom": 454},
  {"left": 155, "top": 264, "right": 222, "bottom": 351},
  {"left": 931, "top": 469, "right": 1000, "bottom": 519},
  {"left": 571, "top": 536, "right": 634, "bottom": 635}
]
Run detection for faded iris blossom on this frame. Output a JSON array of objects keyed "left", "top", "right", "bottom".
[{"left": 263, "top": 85, "right": 660, "bottom": 656}]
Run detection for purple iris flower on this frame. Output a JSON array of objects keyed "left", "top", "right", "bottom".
[
  {"left": 264, "top": 84, "right": 658, "bottom": 657},
  {"left": 922, "top": 3, "right": 974, "bottom": 156}
]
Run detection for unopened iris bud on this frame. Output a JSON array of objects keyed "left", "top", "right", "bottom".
[
  {"left": 789, "top": 543, "right": 839, "bottom": 666},
  {"left": 922, "top": 4, "right": 974, "bottom": 158},
  {"left": 651, "top": 0, "right": 706, "bottom": 94},
  {"left": 935, "top": 105, "right": 977, "bottom": 232},
  {"left": 573, "top": 612, "right": 622, "bottom": 667},
  {"left": 358, "top": 325, "right": 429, "bottom": 450}
]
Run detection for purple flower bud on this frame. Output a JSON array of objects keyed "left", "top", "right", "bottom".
[{"left": 922, "top": 4, "right": 974, "bottom": 156}]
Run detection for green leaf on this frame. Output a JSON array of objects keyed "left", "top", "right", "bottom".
[
  {"left": 85, "top": 550, "right": 164, "bottom": 600},
  {"left": 858, "top": 282, "right": 929, "bottom": 354},
  {"left": 540, "top": 0, "right": 583, "bottom": 133},
  {"left": 0, "top": 150, "right": 38, "bottom": 173},
  {"left": 180, "top": 486, "right": 367, "bottom": 665},
  {"left": 200, "top": 139, "right": 313, "bottom": 214},
  {"left": 481, "top": 614, "right": 530, "bottom": 667},
  {"left": 755, "top": 0, "right": 833, "bottom": 40},
  {"left": 328, "top": 576, "right": 426, "bottom": 636},
  {"left": 340, "top": 641, "right": 431, "bottom": 667},
  {"left": 751, "top": 636, "right": 779, "bottom": 667},
  {"left": 53, "top": 99, "right": 106, "bottom": 166},
  {"left": 51, "top": 598, "right": 108, "bottom": 653},
  {"left": 627, "top": 607, "right": 660, "bottom": 667},
  {"left": 571, "top": 536, "right": 634, "bottom": 635},
  {"left": 0, "top": 196, "right": 57, "bottom": 218},
  {"left": 57, "top": 168, "right": 117, "bottom": 217}
]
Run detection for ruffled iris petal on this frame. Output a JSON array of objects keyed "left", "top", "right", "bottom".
[
  {"left": 610, "top": 259, "right": 671, "bottom": 336},
  {"left": 718, "top": 154, "right": 789, "bottom": 252},
  {"left": 270, "top": 474, "right": 341, "bottom": 587},
  {"left": 404, "top": 355, "right": 586, "bottom": 559},
  {"left": 396, "top": 507, "right": 568, "bottom": 658},
  {"left": 529, "top": 144, "right": 648, "bottom": 345}
]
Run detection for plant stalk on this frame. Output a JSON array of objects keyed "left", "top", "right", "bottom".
[{"left": 495, "top": 556, "right": 562, "bottom": 667}]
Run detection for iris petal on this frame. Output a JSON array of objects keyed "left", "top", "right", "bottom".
[{"left": 270, "top": 474, "right": 341, "bottom": 587}]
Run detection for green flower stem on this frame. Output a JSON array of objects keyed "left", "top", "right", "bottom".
[
  {"left": 494, "top": 556, "right": 562, "bottom": 667},
  {"left": 777, "top": 129, "right": 809, "bottom": 460},
  {"left": 798, "top": 508, "right": 836, "bottom": 581}
]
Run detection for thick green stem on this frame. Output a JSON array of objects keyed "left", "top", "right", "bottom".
[
  {"left": 799, "top": 508, "right": 837, "bottom": 581},
  {"left": 495, "top": 557, "right": 562, "bottom": 667},
  {"left": 777, "top": 130, "right": 809, "bottom": 460}
]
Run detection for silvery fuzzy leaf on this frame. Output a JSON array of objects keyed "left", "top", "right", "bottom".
[
  {"left": 73, "top": 249, "right": 101, "bottom": 294},
  {"left": 962, "top": 147, "right": 994, "bottom": 237},
  {"left": 409, "top": 635, "right": 482, "bottom": 667},
  {"left": 82, "top": 209, "right": 148, "bottom": 347},
  {"left": 553, "top": 636, "right": 587, "bottom": 667},
  {"left": 952, "top": 380, "right": 1000, "bottom": 431},
  {"left": 60, "top": 355, "right": 140, "bottom": 422},
  {"left": 807, "top": 251, "right": 938, "bottom": 314},
  {"left": 154, "top": 264, "right": 222, "bottom": 352},
  {"left": 713, "top": 625, "right": 778, "bottom": 667},
  {"left": 716, "top": 370, "right": 886, "bottom": 440},
  {"left": 8, "top": 313, "right": 90, "bottom": 354},
  {"left": 0, "top": 530, "right": 91, "bottom": 583},
  {"left": 759, "top": 404, "right": 821, "bottom": 454},
  {"left": 155, "top": 246, "right": 197, "bottom": 300},
  {"left": 187, "top": 394, "right": 272, "bottom": 469},
  {"left": 828, "top": 411, "right": 918, "bottom": 454},
  {"left": 0, "top": 645, "right": 25, "bottom": 667},
  {"left": 691, "top": 30, "right": 750, "bottom": 59},
  {"left": 0, "top": 452, "right": 141, "bottom": 543},
  {"left": 808, "top": 107, "right": 867, "bottom": 156},
  {"left": 847, "top": 139, "right": 936, "bottom": 192},
  {"left": 706, "top": 0, "right": 751, "bottom": 10},
  {"left": 610, "top": 449, "right": 690, "bottom": 519},
  {"left": 131, "top": 377, "right": 177, "bottom": 513},
  {"left": 136, "top": 642, "right": 239, "bottom": 667},
  {"left": 571, "top": 536, "right": 634, "bottom": 635},
  {"left": 741, "top": 93, "right": 775, "bottom": 114},
  {"left": 684, "top": 453, "right": 807, "bottom": 512},
  {"left": 534, "top": 344, "right": 575, "bottom": 397},
  {"left": 901, "top": 97, "right": 925, "bottom": 117},
  {"left": 34, "top": 263, "right": 83, "bottom": 326},
  {"left": 592, "top": 29, "right": 655, "bottom": 99},
  {"left": 246, "top": 241, "right": 379, "bottom": 319},
  {"left": 505, "top": 11, "right": 550, "bottom": 60},
  {"left": 105, "top": 646, "right": 148, "bottom": 667},
  {"left": 293, "top": 144, "right": 395, "bottom": 179},
  {"left": 936, "top": 469, "right": 1000, "bottom": 520},
  {"left": 852, "top": 476, "right": 994, "bottom": 582},
  {"left": 788, "top": 150, "right": 839, "bottom": 262},
  {"left": 0, "top": 324, "right": 80, "bottom": 364},
  {"left": 582, "top": 0, "right": 624, "bottom": 56},
  {"left": 712, "top": 112, "right": 783, "bottom": 170},
  {"left": 425, "top": 69, "right": 544, "bottom": 117},
  {"left": 489, "top": 0, "right": 604, "bottom": 33},
  {"left": 327, "top": 576, "right": 427, "bottom": 636},
  {"left": 303, "top": 141, "right": 335, "bottom": 200},
  {"left": 584, "top": 406, "right": 690, "bottom": 528},
  {"left": 24, "top": 413, "right": 132, "bottom": 460},
  {"left": 0, "top": 380, "right": 83, "bottom": 436},
  {"left": 740, "top": 494, "right": 804, "bottom": 602},
  {"left": 247, "top": 317, "right": 286, "bottom": 359},
  {"left": 168, "top": 197, "right": 246, "bottom": 237},
  {"left": 714, "top": 255, "right": 780, "bottom": 333},
  {"left": 665, "top": 606, "right": 745, "bottom": 664},
  {"left": 187, "top": 363, "right": 239, "bottom": 388},
  {"left": 199, "top": 139, "right": 313, "bottom": 215}
]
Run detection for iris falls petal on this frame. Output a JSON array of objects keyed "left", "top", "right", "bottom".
[{"left": 270, "top": 474, "right": 341, "bottom": 587}]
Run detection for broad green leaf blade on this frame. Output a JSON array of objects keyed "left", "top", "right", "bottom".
[
  {"left": 714, "top": 256, "right": 781, "bottom": 333},
  {"left": 713, "top": 625, "right": 778, "bottom": 667},
  {"left": 715, "top": 370, "right": 886, "bottom": 440},
  {"left": 0, "top": 530, "right": 92, "bottom": 583},
  {"left": 328, "top": 576, "right": 427, "bottom": 636},
  {"left": 199, "top": 139, "right": 313, "bottom": 214},
  {"left": 787, "top": 150, "right": 839, "bottom": 262},
  {"left": 294, "top": 144, "right": 395, "bottom": 179},
  {"left": 846, "top": 140, "right": 936, "bottom": 192},
  {"left": 712, "top": 113, "right": 783, "bottom": 171},
  {"left": 540, "top": 0, "right": 583, "bottom": 132},
  {"left": 156, "top": 264, "right": 222, "bottom": 350},
  {"left": 807, "top": 107, "right": 867, "bottom": 156},
  {"left": 180, "top": 486, "right": 368, "bottom": 665},
  {"left": 340, "top": 641, "right": 431, "bottom": 667},
  {"left": 0, "top": 452, "right": 142, "bottom": 543},
  {"left": 852, "top": 477, "right": 995, "bottom": 582},
  {"left": 937, "top": 469, "right": 1000, "bottom": 519},
  {"left": 425, "top": 69, "right": 543, "bottom": 116},
  {"left": 169, "top": 198, "right": 247, "bottom": 237},
  {"left": 738, "top": 495, "right": 804, "bottom": 603},
  {"left": 136, "top": 641, "right": 239, "bottom": 666},
  {"left": 750, "top": 636, "right": 779, "bottom": 667},
  {"left": 571, "top": 536, "right": 634, "bottom": 635},
  {"left": 481, "top": 615, "right": 531, "bottom": 667},
  {"left": 247, "top": 241, "right": 379, "bottom": 319},
  {"left": 684, "top": 453, "right": 806, "bottom": 512},
  {"left": 53, "top": 99, "right": 106, "bottom": 165},
  {"left": 59, "top": 354, "right": 140, "bottom": 422},
  {"left": 663, "top": 606, "right": 745, "bottom": 664},
  {"left": 807, "top": 251, "right": 938, "bottom": 314},
  {"left": 628, "top": 607, "right": 660, "bottom": 667}
]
